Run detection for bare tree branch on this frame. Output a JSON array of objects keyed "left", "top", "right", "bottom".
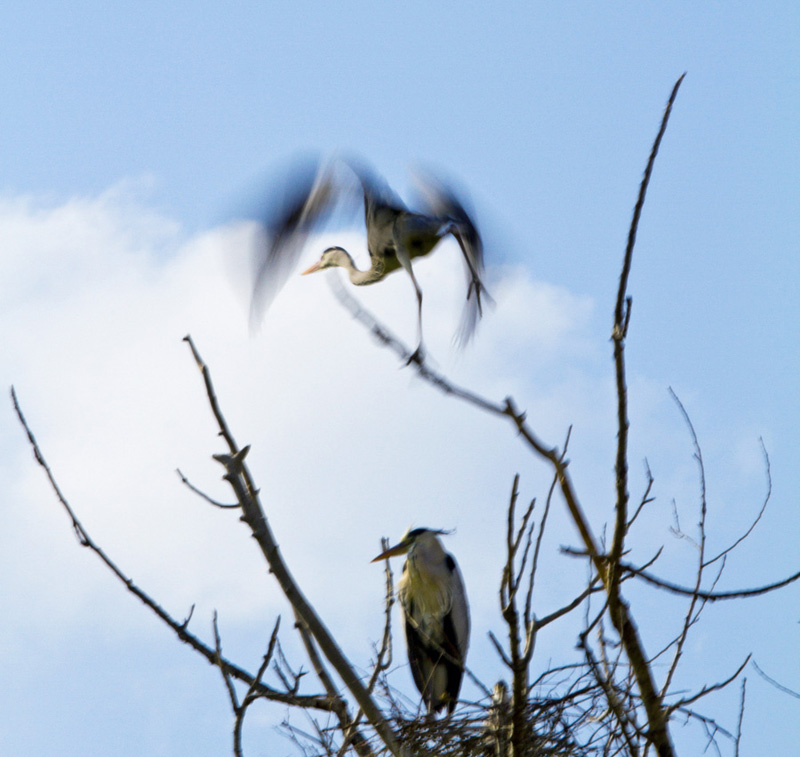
[
  {"left": 183, "top": 336, "right": 404, "bottom": 757},
  {"left": 751, "top": 659, "right": 800, "bottom": 700},
  {"left": 337, "top": 553, "right": 395, "bottom": 757},
  {"left": 177, "top": 467, "right": 240, "bottom": 509},
  {"left": 213, "top": 612, "right": 281, "bottom": 757},
  {"left": 734, "top": 678, "right": 746, "bottom": 757},
  {"left": 334, "top": 73, "right": 688, "bottom": 757},
  {"left": 293, "top": 611, "right": 374, "bottom": 757},
  {"left": 213, "top": 612, "right": 244, "bottom": 757},
  {"left": 620, "top": 561, "right": 800, "bottom": 600},
  {"left": 10, "top": 386, "right": 332, "bottom": 712},
  {"left": 609, "top": 72, "right": 687, "bottom": 588},
  {"left": 660, "top": 387, "right": 711, "bottom": 700},
  {"left": 666, "top": 655, "right": 750, "bottom": 714},
  {"left": 704, "top": 437, "right": 772, "bottom": 568},
  {"left": 578, "top": 631, "right": 640, "bottom": 757},
  {"left": 605, "top": 74, "right": 686, "bottom": 757},
  {"left": 535, "top": 581, "right": 603, "bottom": 630},
  {"left": 627, "top": 460, "right": 655, "bottom": 530},
  {"left": 236, "top": 619, "right": 282, "bottom": 754}
]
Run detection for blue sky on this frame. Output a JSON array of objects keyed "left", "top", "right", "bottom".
[{"left": 1, "top": 3, "right": 798, "bottom": 755}]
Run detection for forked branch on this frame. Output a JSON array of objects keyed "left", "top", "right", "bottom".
[
  {"left": 10, "top": 386, "right": 334, "bottom": 713},
  {"left": 183, "top": 336, "right": 400, "bottom": 757},
  {"left": 335, "top": 74, "right": 688, "bottom": 757}
]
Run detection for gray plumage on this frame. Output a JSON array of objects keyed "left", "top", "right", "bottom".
[
  {"left": 250, "top": 156, "right": 491, "bottom": 360},
  {"left": 373, "top": 528, "right": 470, "bottom": 715}
]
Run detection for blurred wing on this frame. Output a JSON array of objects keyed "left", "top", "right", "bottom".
[
  {"left": 250, "top": 158, "right": 338, "bottom": 328},
  {"left": 342, "top": 155, "right": 407, "bottom": 215},
  {"left": 414, "top": 170, "right": 494, "bottom": 346}
]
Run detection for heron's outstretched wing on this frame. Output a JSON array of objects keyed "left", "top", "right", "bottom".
[
  {"left": 342, "top": 156, "right": 406, "bottom": 215},
  {"left": 414, "top": 172, "right": 494, "bottom": 346},
  {"left": 250, "top": 158, "right": 346, "bottom": 328},
  {"left": 250, "top": 156, "right": 398, "bottom": 327}
]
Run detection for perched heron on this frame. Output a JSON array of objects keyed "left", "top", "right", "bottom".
[
  {"left": 372, "top": 528, "right": 470, "bottom": 715},
  {"left": 250, "top": 156, "right": 491, "bottom": 361}
]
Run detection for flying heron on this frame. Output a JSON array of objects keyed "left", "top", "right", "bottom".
[
  {"left": 250, "top": 156, "right": 491, "bottom": 362},
  {"left": 372, "top": 528, "right": 470, "bottom": 715}
]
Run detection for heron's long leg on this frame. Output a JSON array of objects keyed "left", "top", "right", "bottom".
[
  {"left": 395, "top": 243, "right": 425, "bottom": 363},
  {"left": 448, "top": 224, "right": 488, "bottom": 313}
]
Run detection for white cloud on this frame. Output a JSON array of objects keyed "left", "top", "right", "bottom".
[
  {"left": 1, "top": 186, "right": 787, "bottom": 753},
  {"left": 1, "top": 185, "right": 606, "bottom": 653}
]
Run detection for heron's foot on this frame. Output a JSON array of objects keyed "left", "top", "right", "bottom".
[{"left": 405, "top": 344, "right": 426, "bottom": 367}]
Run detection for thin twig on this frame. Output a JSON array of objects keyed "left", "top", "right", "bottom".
[
  {"left": 705, "top": 437, "right": 772, "bottom": 567},
  {"left": 236, "top": 618, "right": 282, "bottom": 752},
  {"left": 294, "top": 610, "right": 374, "bottom": 757},
  {"left": 734, "top": 678, "right": 746, "bottom": 757},
  {"left": 620, "top": 561, "right": 800, "bottom": 600},
  {"left": 627, "top": 460, "right": 655, "bottom": 529},
  {"left": 661, "top": 388, "right": 710, "bottom": 699},
  {"left": 176, "top": 468, "right": 240, "bottom": 509},
  {"left": 751, "top": 659, "right": 800, "bottom": 699},
  {"left": 10, "top": 386, "right": 331, "bottom": 711},
  {"left": 183, "top": 337, "right": 403, "bottom": 757},
  {"left": 666, "top": 655, "right": 750, "bottom": 715}
]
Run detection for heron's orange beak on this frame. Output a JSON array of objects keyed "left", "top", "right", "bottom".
[
  {"left": 301, "top": 261, "right": 322, "bottom": 276},
  {"left": 371, "top": 541, "right": 409, "bottom": 563}
]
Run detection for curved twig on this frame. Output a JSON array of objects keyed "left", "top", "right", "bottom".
[
  {"left": 183, "top": 337, "right": 403, "bottom": 757},
  {"left": 10, "top": 386, "right": 331, "bottom": 711},
  {"left": 620, "top": 561, "right": 800, "bottom": 600},
  {"left": 177, "top": 467, "right": 240, "bottom": 509}
]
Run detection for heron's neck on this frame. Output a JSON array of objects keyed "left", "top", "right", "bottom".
[
  {"left": 337, "top": 250, "right": 384, "bottom": 286},
  {"left": 400, "top": 556, "right": 452, "bottom": 620}
]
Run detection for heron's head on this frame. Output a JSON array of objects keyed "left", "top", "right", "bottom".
[
  {"left": 371, "top": 527, "right": 450, "bottom": 563},
  {"left": 301, "top": 246, "right": 351, "bottom": 275}
]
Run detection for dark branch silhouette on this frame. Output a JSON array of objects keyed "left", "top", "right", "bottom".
[{"left": 12, "top": 74, "right": 795, "bottom": 757}]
